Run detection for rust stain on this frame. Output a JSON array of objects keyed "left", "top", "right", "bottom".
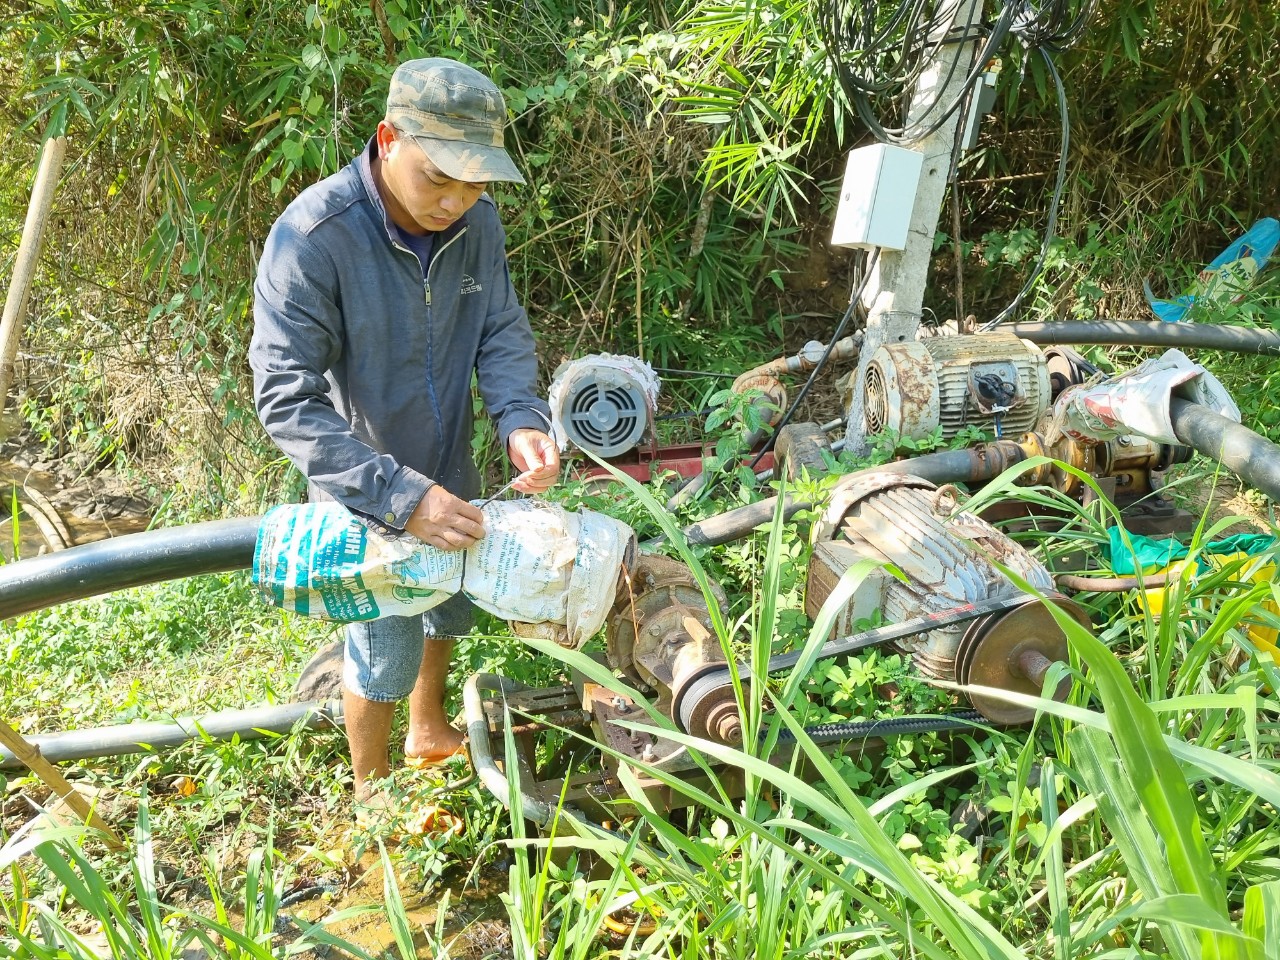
[{"left": 893, "top": 348, "right": 935, "bottom": 420}]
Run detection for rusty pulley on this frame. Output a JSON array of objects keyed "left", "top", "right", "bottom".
[{"left": 954, "top": 594, "right": 1091, "bottom": 725}]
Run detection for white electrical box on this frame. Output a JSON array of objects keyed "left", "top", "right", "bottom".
[{"left": 830, "top": 144, "right": 924, "bottom": 251}]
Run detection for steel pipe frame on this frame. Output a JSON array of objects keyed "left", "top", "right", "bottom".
[
  {"left": 0, "top": 700, "right": 342, "bottom": 770},
  {"left": 463, "top": 672, "right": 597, "bottom": 831}
]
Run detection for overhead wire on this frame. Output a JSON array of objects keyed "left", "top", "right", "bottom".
[
  {"left": 819, "top": 0, "right": 1013, "bottom": 144},
  {"left": 820, "top": 0, "right": 1094, "bottom": 143},
  {"left": 818, "top": 0, "right": 1095, "bottom": 327},
  {"left": 747, "top": 247, "right": 881, "bottom": 470}
]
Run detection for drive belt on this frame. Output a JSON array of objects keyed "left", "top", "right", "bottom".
[{"left": 673, "top": 594, "right": 1030, "bottom": 737}]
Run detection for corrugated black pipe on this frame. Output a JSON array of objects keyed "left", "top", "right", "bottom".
[
  {"left": 1169, "top": 399, "right": 1280, "bottom": 503},
  {"left": 1010, "top": 321, "right": 1280, "bottom": 357},
  {"left": 0, "top": 700, "right": 342, "bottom": 770},
  {"left": 0, "top": 517, "right": 261, "bottom": 621}
]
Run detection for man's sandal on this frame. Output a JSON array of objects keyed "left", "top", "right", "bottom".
[{"left": 403, "top": 743, "right": 469, "bottom": 770}]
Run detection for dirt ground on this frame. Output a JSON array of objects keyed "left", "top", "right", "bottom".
[
  {"left": 1163, "top": 461, "right": 1275, "bottom": 537},
  {"left": 0, "top": 408, "right": 152, "bottom": 559}
]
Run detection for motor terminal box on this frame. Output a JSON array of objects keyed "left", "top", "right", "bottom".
[{"left": 830, "top": 143, "right": 924, "bottom": 251}]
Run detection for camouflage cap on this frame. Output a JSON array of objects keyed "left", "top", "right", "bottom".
[{"left": 386, "top": 58, "right": 525, "bottom": 185}]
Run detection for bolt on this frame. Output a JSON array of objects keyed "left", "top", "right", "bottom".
[
  {"left": 611, "top": 696, "right": 630, "bottom": 712},
  {"left": 716, "top": 714, "right": 743, "bottom": 745},
  {"left": 703, "top": 700, "right": 744, "bottom": 745}
]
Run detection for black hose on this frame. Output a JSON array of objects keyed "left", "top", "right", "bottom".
[
  {"left": 777, "top": 711, "right": 987, "bottom": 745},
  {"left": 681, "top": 494, "right": 809, "bottom": 547},
  {"left": 1010, "top": 321, "right": 1280, "bottom": 357},
  {"left": 1168, "top": 399, "right": 1280, "bottom": 503},
  {"left": 677, "top": 441, "right": 1031, "bottom": 548},
  {"left": 0, "top": 517, "right": 261, "bottom": 621}
]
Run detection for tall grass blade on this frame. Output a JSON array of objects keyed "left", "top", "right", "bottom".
[
  {"left": 959, "top": 681, "right": 1280, "bottom": 807},
  {"left": 1243, "top": 882, "right": 1280, "bottom": 960},
  {"left": 379, "top": 841, "right": 418, "bottom": 960},
  {"left": 1039, "top": 758, "right": 1071, "bottom": 960},
  {"left": 615, "top": 714, "right": 1023, "bottom": 960},
  {"left": 1134, "top": 895, "right": 1269, "bottom": 956},
  {"left": 1070, "top": 725, "right": 1205, "bottom": 960}
]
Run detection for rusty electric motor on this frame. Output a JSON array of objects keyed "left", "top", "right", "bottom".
[
  {"left": 864, "top": 333, "right": 1050, "bottom": 445},
  {"left": 806, "top": 471, "right": 1090, "bottom": 723}
]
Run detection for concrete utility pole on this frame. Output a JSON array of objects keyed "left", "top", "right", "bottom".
[{"left": 844, "top": 0, "right": 981, "bottom": 455}]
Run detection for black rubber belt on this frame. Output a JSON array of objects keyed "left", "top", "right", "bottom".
[{"left": 675, "top": 595, "right": 1030, "bottom": 736}]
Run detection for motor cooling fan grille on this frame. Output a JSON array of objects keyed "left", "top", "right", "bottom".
[
  {"left": 564, "top": 379, "right": 648, "bottom": 457},
  {"left": 864, "top": 364, "right": 888, "bottom": 434}
]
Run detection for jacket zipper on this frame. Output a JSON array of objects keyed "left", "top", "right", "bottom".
[
  {"left": 414, "top": 226, "right": 468, "bottom": 458},
  {"left": 422, "top": 225, "right": 467, "bottom": 307}
]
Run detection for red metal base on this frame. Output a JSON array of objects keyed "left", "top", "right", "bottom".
[{"left": 577, "top": 440, "right": 776, "bottom": 484}]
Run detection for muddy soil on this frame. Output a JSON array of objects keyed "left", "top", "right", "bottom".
[
  {"left": 285, "top": 853, "right": 513, "bottom": 959},
  {"left": 0, "top": 409, "right": 152, "bottom": 560}
]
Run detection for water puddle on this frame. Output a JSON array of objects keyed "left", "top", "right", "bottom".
[
  {"left": 286, "top": 854, "right": 511, "bottom": 958},
  {"left": 0, "top": 449, "right": 151, "bottom": 561}
]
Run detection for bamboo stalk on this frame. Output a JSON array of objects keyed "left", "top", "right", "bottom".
[
  {"left": 0, "top": 136, "right": 68, "bottom": 420},
  {"left": 0, "top": 718, "right": 125, "bottom": 850}
]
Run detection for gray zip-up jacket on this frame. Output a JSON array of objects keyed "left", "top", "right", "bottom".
[{"left": 249, "top": 141, "right": 550, "bottom": 529}]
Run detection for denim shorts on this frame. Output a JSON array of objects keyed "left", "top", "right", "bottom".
[{"left": 342, "top": 592, "right": 474, "bottom": 702}]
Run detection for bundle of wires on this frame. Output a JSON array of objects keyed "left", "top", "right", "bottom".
[
  {"left": 817, "top": 0, "right": 1095, "bottom": 145},
  {"left": 818, "top": 0, "right": 1096, "bottom": 326}
]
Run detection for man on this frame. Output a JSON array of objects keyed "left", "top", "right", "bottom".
[{"left": 250, "top": 58, "right": 559, "bottom": 806}]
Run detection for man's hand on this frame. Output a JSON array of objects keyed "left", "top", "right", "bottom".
[
  {"left": 507, "top": 429, "right": 560, "bottom": 493},
  {"left": 406, "top": 484, "right": 486, "bottom": 550}
]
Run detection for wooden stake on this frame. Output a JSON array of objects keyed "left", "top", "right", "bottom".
[{"left": 0, "top": 718, "right": 125, "bottom": 850}]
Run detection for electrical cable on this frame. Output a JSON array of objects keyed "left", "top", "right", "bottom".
[
  {"left": 978, "top": 46, "right": 1071, "bottom": 330},
  {"left": 778, "top": 711, "right": 987, "bottom": 745},
  {"left": 650, "top": 367, "right": 737, "bottom": 379},
  {"left": 819, "top": 0, "right": 1095, "bottom": 145},
  {"left": 820, "top": 0, "right": 1010, "bottom": 145},
  {"left": 746, "top": 247, "right": 881, "bottom": 471},
  {"left": 817, "top": 1, "right": 1093, "bottom": 330}
]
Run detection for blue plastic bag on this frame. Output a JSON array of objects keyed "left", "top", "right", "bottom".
[{"left": 1144, "top": 217, "right": 1280, "bottom": 322}]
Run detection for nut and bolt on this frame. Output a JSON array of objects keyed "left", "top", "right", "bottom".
[{"left": 703, "top": 701, "right": 744, "bottom": 745}]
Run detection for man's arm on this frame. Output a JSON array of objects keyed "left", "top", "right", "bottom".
[{"left": 249, "top": 219, "right": 433, "bottom": 529}]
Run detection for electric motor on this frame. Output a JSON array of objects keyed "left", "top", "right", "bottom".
[
  {"left": 864, "top": 334, "right": 1050, "bottom": 444},
  {"left": 806, "top": 471, "right": 1090, "bottom": 724},
  {"left": 549, "top": 354, "right": 658, "bottom": 458}
]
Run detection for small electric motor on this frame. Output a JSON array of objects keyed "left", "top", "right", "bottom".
[
  {"left": 549, "top": 354, "right": 659, "bottom": 458},
  {"left": 863, "top": 333, "right": 1050, "bottom": 444}
]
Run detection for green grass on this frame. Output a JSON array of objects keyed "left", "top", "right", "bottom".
[{"left": 2, "top": 455, "right": 1280, "bottom": 958}]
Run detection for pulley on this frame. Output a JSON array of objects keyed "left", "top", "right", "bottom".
[{"left": 953, "top": 594, "right": 1091, "bottom": 725}]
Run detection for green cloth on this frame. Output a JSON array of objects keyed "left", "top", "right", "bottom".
[{"left": 1105, "top": 528, "right": 1277, "bottom": 576}]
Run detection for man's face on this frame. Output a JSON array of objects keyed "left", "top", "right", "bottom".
[{"left": 376, "top": 122, "right": 488, "bottom": 233}]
